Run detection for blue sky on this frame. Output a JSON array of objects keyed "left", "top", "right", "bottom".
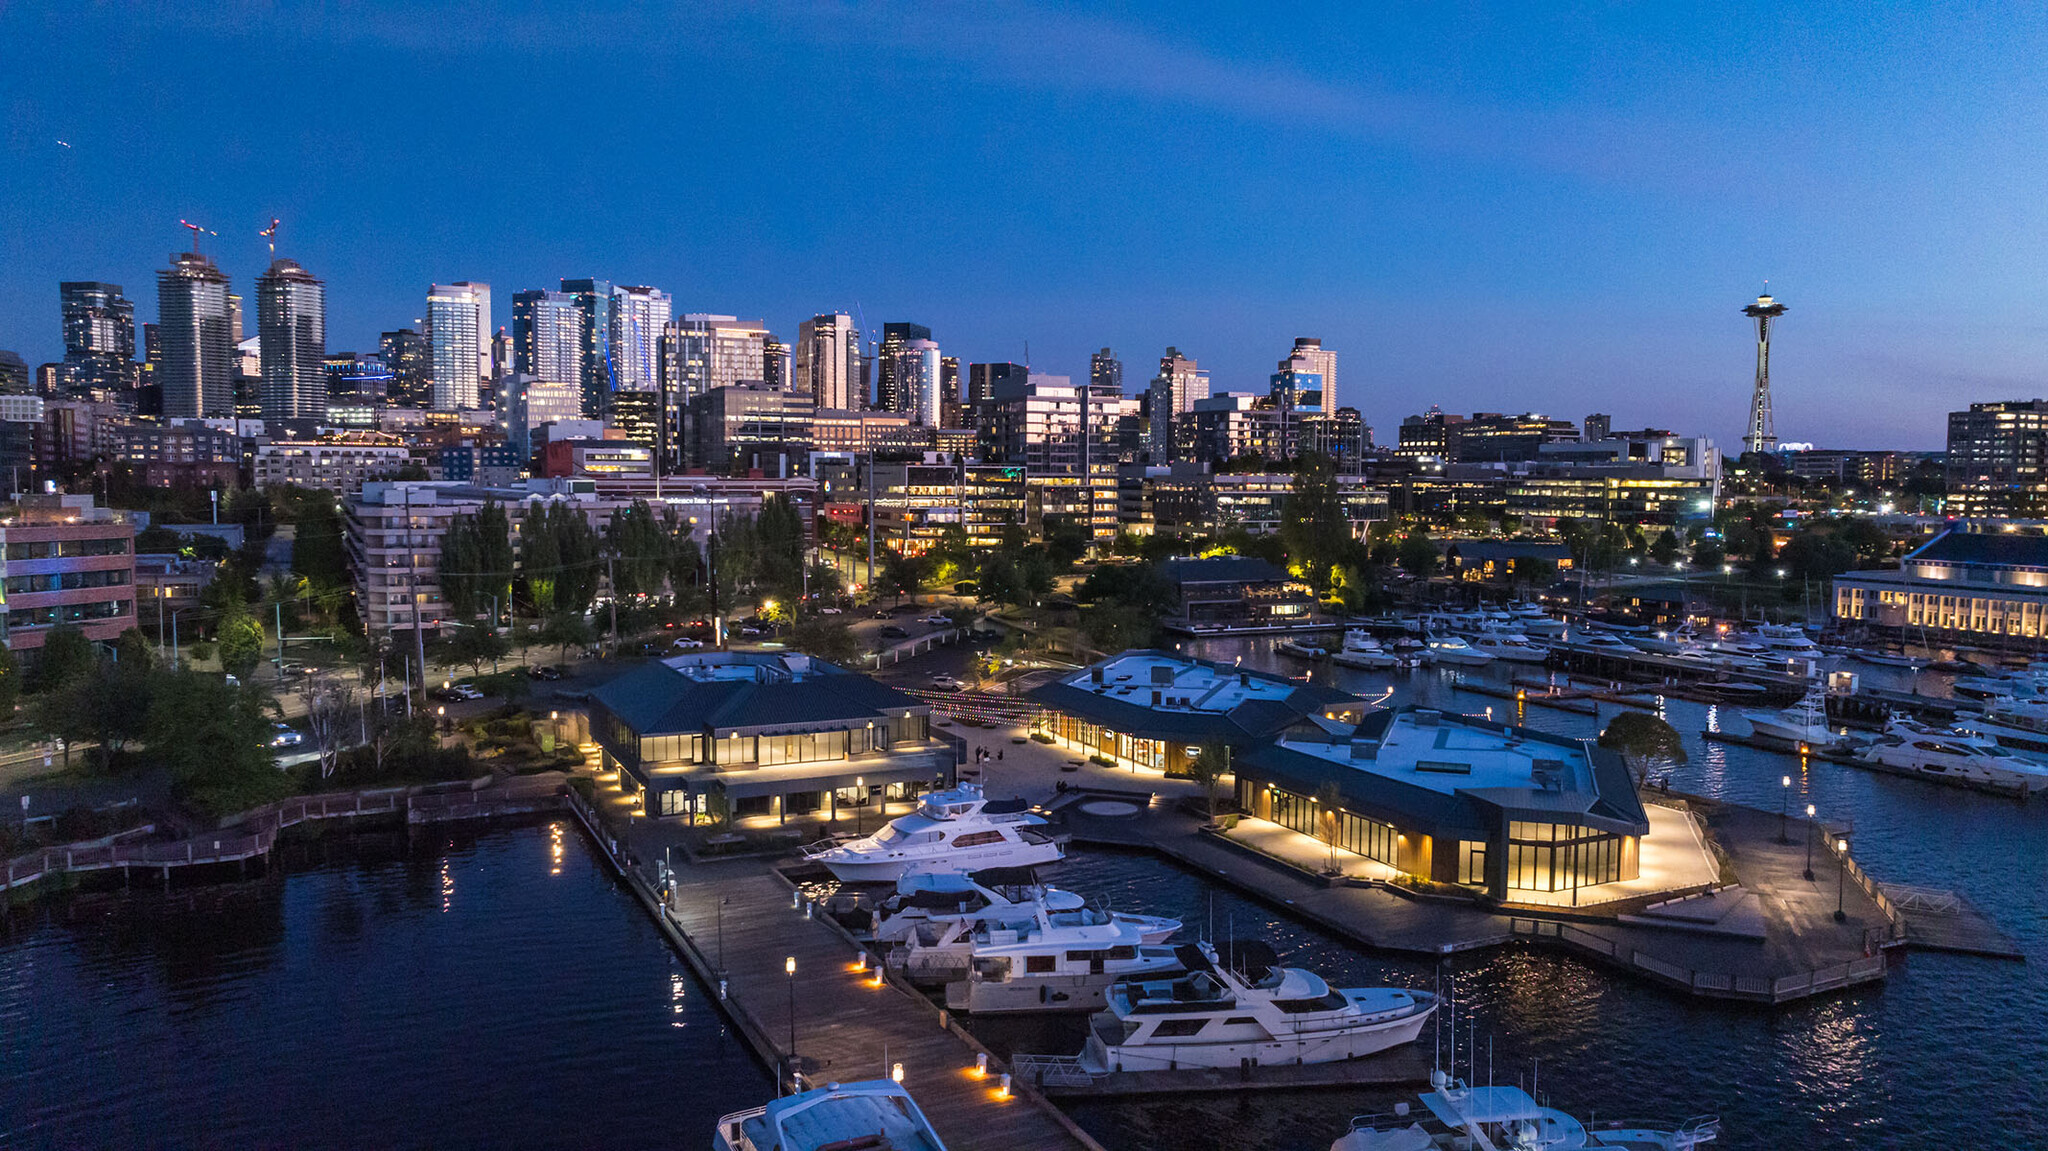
[{"left": 3, "top": 2, "right": 2044, "bottom": 449}]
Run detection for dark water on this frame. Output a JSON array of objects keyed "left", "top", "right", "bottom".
[
  {"left": 1026, "top": 639, "right": 2047, "bottom": 1151},
  {"left": 0, "top": 820, "right": 772, "bottom": 1150}
]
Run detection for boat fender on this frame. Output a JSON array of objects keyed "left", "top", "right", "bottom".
[{"left": 1039, "top": 985, "right": 1049, "bottom": 1004}]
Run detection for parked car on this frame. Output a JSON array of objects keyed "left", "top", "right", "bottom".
[
  {"left": 530, "top": 665, "right": 563, "bottom": 681},
  {"left": 818, "top": 606, "right": 843, "bottom": 615},
  {"left": 927, "top": 673, "right": 962, "bottom": 691},
  {"left": 921, "top": 615, "right": 953, "bottom": 627},
  {"left": 739, "top": 625, "right": 768, "bottom": 637},
  {"left": 270, "top": 723, "right": 304, "bottom": 749},
  {"left": 449, "top": 683, "right": 484, "bottom": 701},
  {"left": 870, "top": 609, "right": 892, "bottom": 620},
  {"left": 879, "top": 625, "right": 910, "bottom": 639},
  {"left": 670, "top": 638, "right": 704, "bottom": 651}
]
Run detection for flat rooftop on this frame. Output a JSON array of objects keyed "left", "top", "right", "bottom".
[
  {"left": 1057, "top": 651, "right": 1299, "bottom": 715},
  {"left": 1297, "top": 709, "right": 1594, "bottom": 798}
]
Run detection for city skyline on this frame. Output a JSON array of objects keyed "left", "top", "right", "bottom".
[{"left": 8, "top": 6, "right": 2048, "bottom": 450}]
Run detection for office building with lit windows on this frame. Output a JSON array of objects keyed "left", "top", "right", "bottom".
[
  {"left": 1233, "top": 707, "right": 1649, "bottom": 903},
  {"left": 1946, "top": 400, "right": 2048, "bottom": 516},
  {"left": 427, "top": 282, "right": 491, "bottom": 410},
  {"left": 1833, "top": 524, "right": 2048, "bottom": 648},
  {"left": 256, "top": 258, "right": 327, "bottom": 422},
  {"left": 588, "top": 650, "right": 956, "bottom": 822},
  {"left": 157, "top": 252, "right": 236, "bottom": 419}
]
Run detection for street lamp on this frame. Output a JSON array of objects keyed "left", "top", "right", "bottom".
[
  {"left": 1803, "top": 804, "right": 1817, "bottom": 880},
  {"left": 855, "top": 776, "right": 866, "bottom": 835},
  {"left": 1778, "top": 775, "right": 1792, "bottom": 843},
  {"left": 784, "top": 954, "right": 799, "bottom": 1091},
  {"left": 1833, "top": 838, "right": 1850, "bottom": 922}
]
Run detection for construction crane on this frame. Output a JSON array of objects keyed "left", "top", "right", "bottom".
[
  {"left": 178, "top": 218, "right": 217, "bottom": 254},
  {"left": 260, "top": 217, "right": 281, "bottom": 256}
]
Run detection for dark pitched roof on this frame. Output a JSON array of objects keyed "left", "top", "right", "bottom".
[
  {"left": 589, "top": 660, "right": 926, "bottom": 736},
  {"left": 1157, "top": 556, "right": 1289, "bottom": 584},
  {"left": 1907, "top": 528, "right": 2048, "bottom": 569}
]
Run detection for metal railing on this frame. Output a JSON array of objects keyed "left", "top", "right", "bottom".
[{"left": 1508, "top": 918, "right": 1887, "bottom": 1004}]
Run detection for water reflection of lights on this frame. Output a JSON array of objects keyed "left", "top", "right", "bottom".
[
  {"left": 670, "top": 972, "right": 689, "bottom": 1027},
  {"left": 440, "top": 859, "right": 454, "bottom": 912},
  {"left": 549, "top": 823, "right": 565, "bottom": 876}
]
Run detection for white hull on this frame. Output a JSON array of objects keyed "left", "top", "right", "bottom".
[
  {"left": 1332, "top": 651, "right": 1401, "bottom": 670},
  {"left": 1087, "top": 1009, "right": 1432, "bottom": 1072},
  {"left": 1429, "top": 647, "right": 1496, "bottom": 667},
  {"left": 1859, "top": 745, "right": 2048, "bottom": 793},
  {"left": 1470, "top": 642, "right": 1548, "bottom": 664},
  {"left": 1742, "top": 716, "right": 1839, "bottom": 748},
  {"left": 820, "top": 840, "right": 1063, "bottom": 883}
]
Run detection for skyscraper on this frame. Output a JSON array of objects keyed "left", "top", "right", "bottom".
[
  {"left": 256, "top": 258, "right": 327, "bottom": 422},
  {"left": 610, "top": 285, "right": 671, "bottom": 394},
  {"left": 511, "top": 290, "right": 585, "bottom": 398},
  {"left": 380, "top": 328, "right": 431, "bottom": 408},
  {"left": 795, "top": 313, "right": 861, "bottom": 409},
  {"left": 1089, "top": 348, "right": 1123, "bottom": 396},
  {"left": 1147, "top": 347, "right": 1208, "bottom": 461},
  {"left": 559, "top": 278, "right": 615, "bottom": 417},
  {"left": 58, "top": 281, "right": 137, "bottom": 397},
  {"left": 157, "top": 251, "right": 235, "bottom": 418},
  {"left": 894, "top": 338, "right": 943, "bottom": 427},
  {"left": 968, "top": 362, "right": 1029, "bottom": 408},
  {"left": 875, "top": 322, "right": 932, "bottom": 412},
  {"left": 1287, "top": 337, "right": 1336, "bottom": 412},
  {"left": 427, "top": 281, "right": 490, "bottom": 410},
  {"left": 663, "top": 315, "right": 772, "bottom": 401},
  {"left": 763, "top": 337, "right": 791, "bottom": 392}
]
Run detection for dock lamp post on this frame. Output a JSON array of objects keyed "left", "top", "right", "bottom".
[
  {"left": 785, "top": 955, "right": 799, "bottom": 1090},
  {"left": 1778, "top": 775, "right": 1792, "bottom": 843},
  {"left": 1803, "top": 805, "right": 1817, "bottom": 880},
  {"left": 855, "top": 776, "right": 866, "bottom": 835},
  {"left": 1834, "top": 839, "right": 1850, "bottom": 923}
]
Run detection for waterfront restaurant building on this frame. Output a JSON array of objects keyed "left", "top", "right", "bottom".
[
  {"left": 1236, "top": 707, "right": 1650, "bottom": 902},
  {"left": 587, "top": 651, "right": 957, "bottom": 822},
  {"left": 1024, "top": 650, "right": 1366, "bottom": 775},
  {"left": 1833, "top": 525, "right": 2048, "bottom": 647},
  {"left": 1158, "top": 556, "right": 1317, "bottom": 630}
]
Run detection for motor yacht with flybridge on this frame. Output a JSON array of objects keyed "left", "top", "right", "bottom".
[
  {"left": 1330, "top": 1072, "right": 1720, "bottom": 1151},
  {"left": 1075, "top": 940, "right": 1435, "bottom": 1072},
  {"left": 1855, "top": 716, "right": 2048, "bottom": 794},
  {"left": 925, "top": 902, "right": 1186, "bottom": 1014},
  {"left": 714, "top": 1079, "right": 946, "bottom": 1151},
  {"left": 866, "top": 870, "right": 1180, "bottom": 949},
  {"left": 803, "top": 783, "right": 1063, "bottom": 882}
]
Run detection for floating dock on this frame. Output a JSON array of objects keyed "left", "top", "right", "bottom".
[{"left": 1016, "top": 1047, "right": 1433, "bottom": 1098}]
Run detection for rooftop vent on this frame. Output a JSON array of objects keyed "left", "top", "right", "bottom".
[
  {"left": 1531, "top": 759, "right": 1566, "bottom": 790},
  {"left": 1151, "top": 665, "right": 1175, "bottom": 685},
  {"left": 1349, "top": 740, "right": 1378, "bottom": 760},
  {"left": 1091, "top": 666, "right": 1105, "bottom": 684}
]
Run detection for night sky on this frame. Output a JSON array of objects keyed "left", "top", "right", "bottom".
[{"left": 4, "top": 2, "right": 2044, "bottom": 449}]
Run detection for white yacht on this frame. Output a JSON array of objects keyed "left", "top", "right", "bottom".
[
  {"left": 1076, "top": 941, "right": 1436, "bottom": 1072},
  {"left": 1332, "top": 1076, "right": 1720, "bottom": 1151},
  {"left": 1958, "top": 696, "right": 2048, "bottom": 757},
  {"left": 1573, "top": 632, "right": 1645, "bottom": 657},
  {"left": 931, "top": 908, "right": 1187, "bottom": 1013},
  {"left": 1278, "top": 638, "right": 1329, "bottom": 659},
  {"left": 1426, "top": 636, "right": 1496, "bottom": 667},
  {"left": 714, "top": 1079, "right": 946, "bottom": 1151},
  {"left": 1332, "top": 629, "right": 1405, "bottom": 670},
  {"left": 1741, "top": 623, "right": 1830, "bottom": 660},
  {"left": 1627, "top": 623, "right": 1703, "bottom": 655},
  {"left": 1465, "top": 626, "right": 1550, "bottom": 664},
  {"left": 868, "top": 872, "right": 1181, "bottom": 950},
  {"left": 1506, "top": 605, "right": 1569, "bottom": 640},
  {"left": 1740, "top": 688, "right": 1843, "bottom": 750},
  {"left": 1856, "top": 724, "right": 2048, "bottom": 794},
  {"left": 804, "top": 784, "right": 1063, "bottom": 883}
]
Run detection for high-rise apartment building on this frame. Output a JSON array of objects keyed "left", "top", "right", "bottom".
[
  {"left": 875, "top": 322, "right": 932, "bottom": 413},
  {"left": 1147, "top": 347, "right": 1208, "bottom": 462},
  {"left": 256, "top": 258, "right": 327, "bottom": 422},
  {"left": 559, "top": 278, "right": 615, "bottom": 417},
  {"left": 427, "top": 282, "right": 490, "bottom": 410},
  {"left": 940, "top": 356, "right": 961, "bottom": 403},
  {"left": 795, "top": 313, "right": 860, "bottom": 409},
  {"left": 156, "top": 251, "right": 236, "bottom": 419},
  {"left": 58, "top": 282, "right": 137, "bottom": 398},
  {"left": 968, "top": 362, "right": 1029, "bottom": 409},
  {"left": 983, "top": 372, "right": 1127, "bottom": 540},
  {"left": 511, "top": 290, "right": 585, "bottom": 404},
  {"left": 764, "top": 337, "right": 791, "bottom": 391},
  {"left": 663, "top": 315, "right": 772, "bottom": 400},
  {"left": 894, "top": 338, "right": 943, "bottom": 427},
  {"left": 1946, "top": 400, "right": 2048, "bottom": 516},
  {"left": 610, "top": 285, "right": 671, "bottom": 395},
  {"left": 380, "top": 328, "right": 431, "bottom": 408},
  {"left": 1286, "top": 337, "right": 1336, "bottom": 412},
  {"left": 1090, "top": 348, "right": 1123, "bottom": 395}
]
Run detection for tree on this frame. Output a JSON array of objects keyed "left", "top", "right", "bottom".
[
  {"left": 146, "top": 672, "right": 285, "bottom": 813},
  {"left": 0, "top": 645, "right": 18, "bottom": 719},
  {"left": 607, "top": 501, "right": 669, "bottom": 602},
  {"left": 787, "top": 616, "right": 859, "bottom": 666},
  {"left": 1397, "top": 531, "right": 1440, "bottom": 578},
  {"left": 439, "top": 512, "right": 484, "bottom": 619},
  {"left": 32, "top": 625, "right": 95, "bottom": 694},
  {"left": 474, "top": 500, "right": 515, "bottom": 621},
  {"left": 548, "top": 502, "right": 603, "bottom": 616},
  {"left": 519, "top": 502, "right": 560, "bottom": 615},
  {"left": 302, "top": 675, "right": 360, "bottom": 780},
  {"left": 1314, "top": 782, "right": 1345, "bottom": 875},
  {"left": 217, "top": 603, "right": 267, "bottom": 680},
  {"left": 539, "top": 612, "right": 596, "bottom": 663},
  {"left": 1043, "top": 515, "right": 1091, "bottom": 570},
  {"left": 448, "top": 626, "right": 510, "bottom": 677},
  {"left": 1282, "top": 453, "right": 1349, "bottom": 597},
  {"left": 1649, "top": 528, "right": 1681, "bottom": 566},
  {"left": 1598, "top": 712, "right": 1688, "bottom": 786},
  {"left": 1187, "top": 740, "right": 1232, "bottom": 823},
  {"left": 879, "top": 550, "right": 929, "bottom": 603},
  {"left": 37, "top": 656, "right": 154, "bottom": 772}
]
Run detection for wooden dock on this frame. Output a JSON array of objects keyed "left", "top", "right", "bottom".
[
  {"left": 561, "top": 792, "right": 1100, "bottom": 1151},
  {"left": 1880, "top": 884, "right": 2026, "bottom": 960},
  {"left": 2, "top": 776, "right": 573, "bottom": 895},
  {"left": 1025, "top": 1047, "right": 1433, "bottom": 1098}
]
